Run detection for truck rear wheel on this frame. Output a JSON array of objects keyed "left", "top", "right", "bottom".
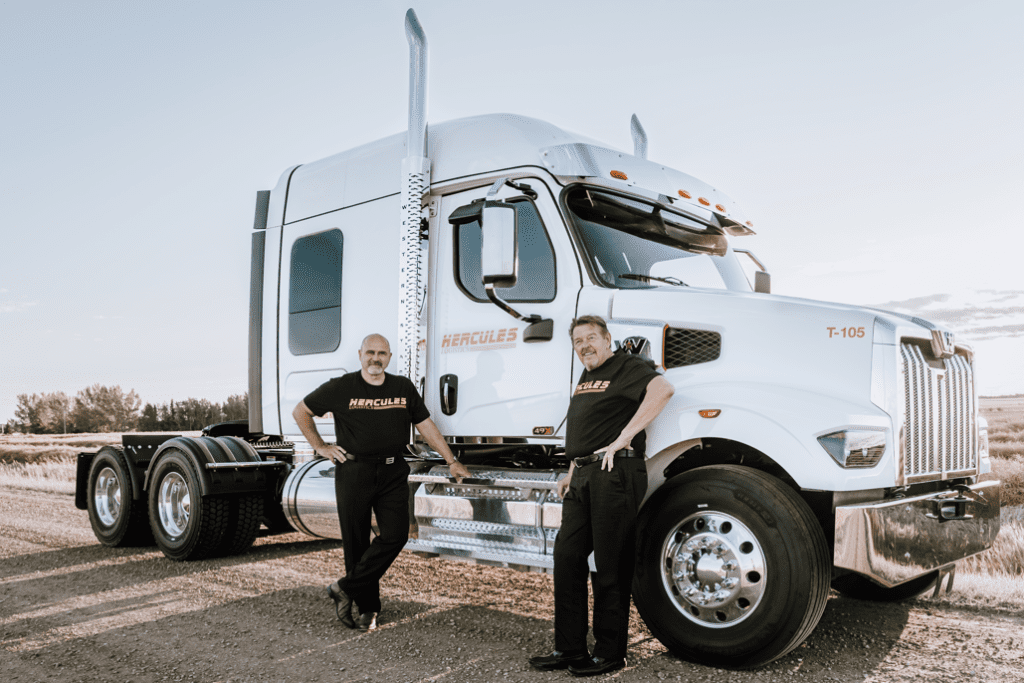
[
  {"left": 87, "top": 446, "right": 153, "bottom": 547},
  {"left": 831, "top": 571, "right": 938, "bottom": 602},
  {"left": 633, "top": 465, "right": 830, "bottom": 669},
  {"left": 148, "top": 449, "right": 230, "bottom": 561},
  {"left": 218, "top": 495, "right": 264, "bottom": 556}
]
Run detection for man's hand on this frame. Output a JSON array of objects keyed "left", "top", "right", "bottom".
[
  {"left": 448, "top": 460, "right": 471, "bottom": 481},
  {"left": 557, "top": 469, "right": 573, "bottom": 498},
  {"left": 595, "top": 436, "right": 632, "bottom": 471},
  {"left": 317, "top": 444, "right": 347, "bottom": 464}
]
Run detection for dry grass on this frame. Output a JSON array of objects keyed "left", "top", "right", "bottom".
[
  {"left": 928, "top": 570, "right": 1024, "bottom": 611},
  {"left": 0, "top": 455, "right": 77, "bottom": 495},
  {"left": 0, "top": 432, "right": 198, "bottom": 495}
]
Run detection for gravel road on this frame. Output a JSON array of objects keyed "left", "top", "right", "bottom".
[{"left": 2, "top": 487, "right": 1022, "bottom": 682}]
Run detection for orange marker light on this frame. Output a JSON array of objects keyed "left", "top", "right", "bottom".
[
  {"left": 746, "top": 220, "right": 754, "bottom": 227},
  {"left": 715, "top": 204, "right": 726, "bottom": 213},
  {"left": 610, "top": 170, "right": 628, "bottom": 180},
  {"left": 698, "top": 197, "right": 711, "bottom": 206},
  {"left": 699, "top": 409, "right": 722, "bottom": 418},
  {"left": 678, "top": 190, "right": 692, "bottom": 199}
]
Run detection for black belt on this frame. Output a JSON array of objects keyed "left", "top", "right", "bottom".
[
  {"left": 572, "top": 448, "right": 642, "bottom": 468},
  {"left": 344, "top": 452, "right": 404, "bottom": 465}
]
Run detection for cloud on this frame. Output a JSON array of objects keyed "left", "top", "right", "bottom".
[
  {"left": 872, "top": 289, "right": 1024, "bottom": 341},
  {"left": 0, "top": 301, "right": 37, "bottom": 314}
]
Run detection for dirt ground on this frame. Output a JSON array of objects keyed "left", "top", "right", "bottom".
[{"left": 2, "top": 487, "right": 1022, "bottom": 683}]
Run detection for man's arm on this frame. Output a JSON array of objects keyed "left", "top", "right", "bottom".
[
  {"left": 415, "top": 417, "right": 472, "bottom": 479},
  {"left": 597, "top": 375, "right": 675, "bottom": 471},
  {"left": 292, "top": 401, "right": 347, "bottom": 463}
]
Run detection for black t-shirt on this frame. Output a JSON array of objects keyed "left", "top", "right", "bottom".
[
  {"left": 303, "top": 372, "right": 430, "bottom": 457},
  {"left": 565, "top": 352, "right": 661, "bottom": 460}
]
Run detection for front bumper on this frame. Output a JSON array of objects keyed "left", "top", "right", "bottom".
[{"left": 834, "top": 480, "right": 1001, "bottom": 587}]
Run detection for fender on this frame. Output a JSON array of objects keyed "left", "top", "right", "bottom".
[
  {"left": 143, "top": 436, "right": 286, "bottom": 497},
  {"left": 644, "top": 381, "right": 895, "bottom": 492}
]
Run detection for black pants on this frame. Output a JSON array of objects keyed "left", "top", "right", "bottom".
[
  {"left": 334, "top": 457, "right": 411, "bottom": 614},
  {"left": 553, "top": 458, "right": 647, "bottom": 660}
]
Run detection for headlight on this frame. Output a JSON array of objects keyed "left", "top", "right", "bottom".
[
  {"left": 978, "top": 416, "right": 991, "bottom": 475},
  {"left": 817, "top": 429, "right": 886, "bottom": 468}
]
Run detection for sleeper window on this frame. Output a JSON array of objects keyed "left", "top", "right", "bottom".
[{"left": 289, "top": 229, "right": 343, "bottom": 355}]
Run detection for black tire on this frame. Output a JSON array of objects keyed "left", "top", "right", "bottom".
[
  {"left": 218, "top": 495, "right": 265, "bottom": 556},
  {"left": 86, "top": 446, "right": 153, "bottom": 547},
  {"left": 147, "top": 449, "right": 230, "bottom": 561},
  {"left": 831, "top": 570, "right": 938, "bottom": 602},
  {"left": 633, "top": 465, "right": 830, "bottom": 669}
]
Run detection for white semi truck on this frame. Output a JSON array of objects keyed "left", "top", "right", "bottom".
[{"left": 76, "top": 10, "right": 1001, "bottom": 668}]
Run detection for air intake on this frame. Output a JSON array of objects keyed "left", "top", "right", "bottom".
[{"left": 664, "top": 328, "right": 721, "bottom": 368}]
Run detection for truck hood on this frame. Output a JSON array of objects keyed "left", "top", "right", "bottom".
[{"left": 610, "top": 287, "right": 951, "bottom": 348}]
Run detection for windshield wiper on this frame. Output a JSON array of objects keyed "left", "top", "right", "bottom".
[{"left": 620, "top": 273, "right": 688, "bottom": 287}]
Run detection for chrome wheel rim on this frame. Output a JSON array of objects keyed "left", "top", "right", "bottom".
[
  {"left": 158, "top": 471, "right": 190, "bottom": 539},
  {"left": 93, "top": 466, "right": 121, "bottom": 527},
  {"left": 660, "top": 511, "right": 767, "bottom": 628}
]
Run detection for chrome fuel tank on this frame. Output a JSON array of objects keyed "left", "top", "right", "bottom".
[{"left": 281, "top": 458, "right": 566, "bottom": 572}]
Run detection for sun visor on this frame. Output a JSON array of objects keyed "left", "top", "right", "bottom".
[{"left": 538, "top": 142, "right": 754, "bottom": 232}]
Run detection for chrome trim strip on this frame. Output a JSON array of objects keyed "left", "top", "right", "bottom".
[
  {"left": 834, "top": 480, "right": 1000, "bottom": 587},
  {"left": 204, "top": 461, "right": 288, "bottom": 470}
]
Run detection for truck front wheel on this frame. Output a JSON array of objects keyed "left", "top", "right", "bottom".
[
  {"left": 148, "top": 450, "right": 230, "bottom": 561},
  {"left": 87, "top": 446, "right": 152, "bottom": 546},
  {"left": 633, "top": 465, "right": 830, "bottom": 669}
]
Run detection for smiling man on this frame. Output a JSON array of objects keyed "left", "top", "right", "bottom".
[
  {"left": 293, "top": 333, "right": 470, "bottom": 630},
  {"left": 530, "top": 315, "right": 674, "bottom": 677}
]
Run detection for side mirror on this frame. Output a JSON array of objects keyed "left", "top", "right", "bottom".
[{"left": 481, "top": 202, "right": 517, "bottom": 288}]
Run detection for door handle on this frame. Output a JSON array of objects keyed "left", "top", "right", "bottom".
[{"left": 440, "top": 374, "right": 458, "bottom": 415}]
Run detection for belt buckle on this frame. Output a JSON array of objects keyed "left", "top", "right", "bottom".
[{"left": 385, "top": 457, "right": 395, "bottom": 465}]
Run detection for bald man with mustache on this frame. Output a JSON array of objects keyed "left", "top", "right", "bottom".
[{"left": 294, "top": 333, "right": 470, "bottom": 630}]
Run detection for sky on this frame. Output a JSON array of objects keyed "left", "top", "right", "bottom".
[{"left": 2, "top": 0, "right": 1023, "bottom": 423}]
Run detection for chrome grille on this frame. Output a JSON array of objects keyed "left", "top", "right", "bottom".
[
  {"left": 664, "top": 328, "right": 721, "bottom": 369},
  {"left": 901, "top": 343, "right": 976, "bottom": 479}
]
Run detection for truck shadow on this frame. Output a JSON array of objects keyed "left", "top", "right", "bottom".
[
  {"left": 628, "top": 592, "right": 917, "bottom": 680},
  {"left": 0, "top": 533, "right": 343, "bottom": 614}
]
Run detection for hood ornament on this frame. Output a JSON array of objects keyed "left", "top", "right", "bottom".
[{"left": 930, "top": 329, "right": 956, "bottom": 359}]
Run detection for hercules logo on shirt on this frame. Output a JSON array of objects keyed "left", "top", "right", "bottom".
[
  {"left": 348, "top": 398, "right": 408, "bottom": 410},
  {"left": 574, "top": 380, "right": 611, "bottom": 396}
]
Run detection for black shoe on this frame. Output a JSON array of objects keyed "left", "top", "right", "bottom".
[
  {"left": 327, "top": 582, "right": 355, "bottom": 628},
  {"left": 568, "top": 656, "right": 625, "bottom": 677},
  {"left": 528, "top": 650, "right": 590, "bottom": 671},
  {"left": 355, "top": 611, "right": 378, "bottom": 631}
]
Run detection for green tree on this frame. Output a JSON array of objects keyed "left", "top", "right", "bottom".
[
  {"left": 71, "top": 385, "right": 141, "bottom": 432},
  {"left": 175, "top": 398, "right": 222, "bottom": 431},
  {"left": 13, "top": 393, "right": 42, "bottom": 433},
  {"left": 138, "top": 403, "right": 160, "bottom": 431},
  {"left": 222, "top": 393, "right": 249, "bottom": 421}
]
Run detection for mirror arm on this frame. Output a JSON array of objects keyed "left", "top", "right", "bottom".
[{"left": 484, "top": 283, "right": 530, "bottom": 321}]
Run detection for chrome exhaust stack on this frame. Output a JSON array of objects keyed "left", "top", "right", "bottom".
[
  {"left": 630, "top": 113, "right": 648, "bottom": 160},
  {"left": 398, "top": 8, "right": 431, "bottom": 386}
]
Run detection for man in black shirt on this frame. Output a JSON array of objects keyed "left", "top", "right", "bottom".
[
  {"left": 530, "top": 315, "right": 674, "bottom": 677},
  {"left": 293, "top": 334, "right": 470, "bottom": 630}
]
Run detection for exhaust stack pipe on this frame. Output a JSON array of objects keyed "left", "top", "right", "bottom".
[
  {"left": 398, "top": 8, "right": 431, "bottom": 384},
  {"left": 405, "top": 9, "right": 428, "bottom": 159},
  {"left": 630, "top": 113, "right": 648, "bottom": 160}
]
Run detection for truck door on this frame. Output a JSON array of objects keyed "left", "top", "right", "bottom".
[{"left": 427, "top": 178, "right": 580, "bottom": 439}]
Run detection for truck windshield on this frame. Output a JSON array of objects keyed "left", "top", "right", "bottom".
[{"left": 564, "top": 186, "right": 745, "bottom": 291}]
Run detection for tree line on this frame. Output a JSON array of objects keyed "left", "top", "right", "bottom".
[{"left": 6, "top": 386, "right": 248, "bottom": 434}]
